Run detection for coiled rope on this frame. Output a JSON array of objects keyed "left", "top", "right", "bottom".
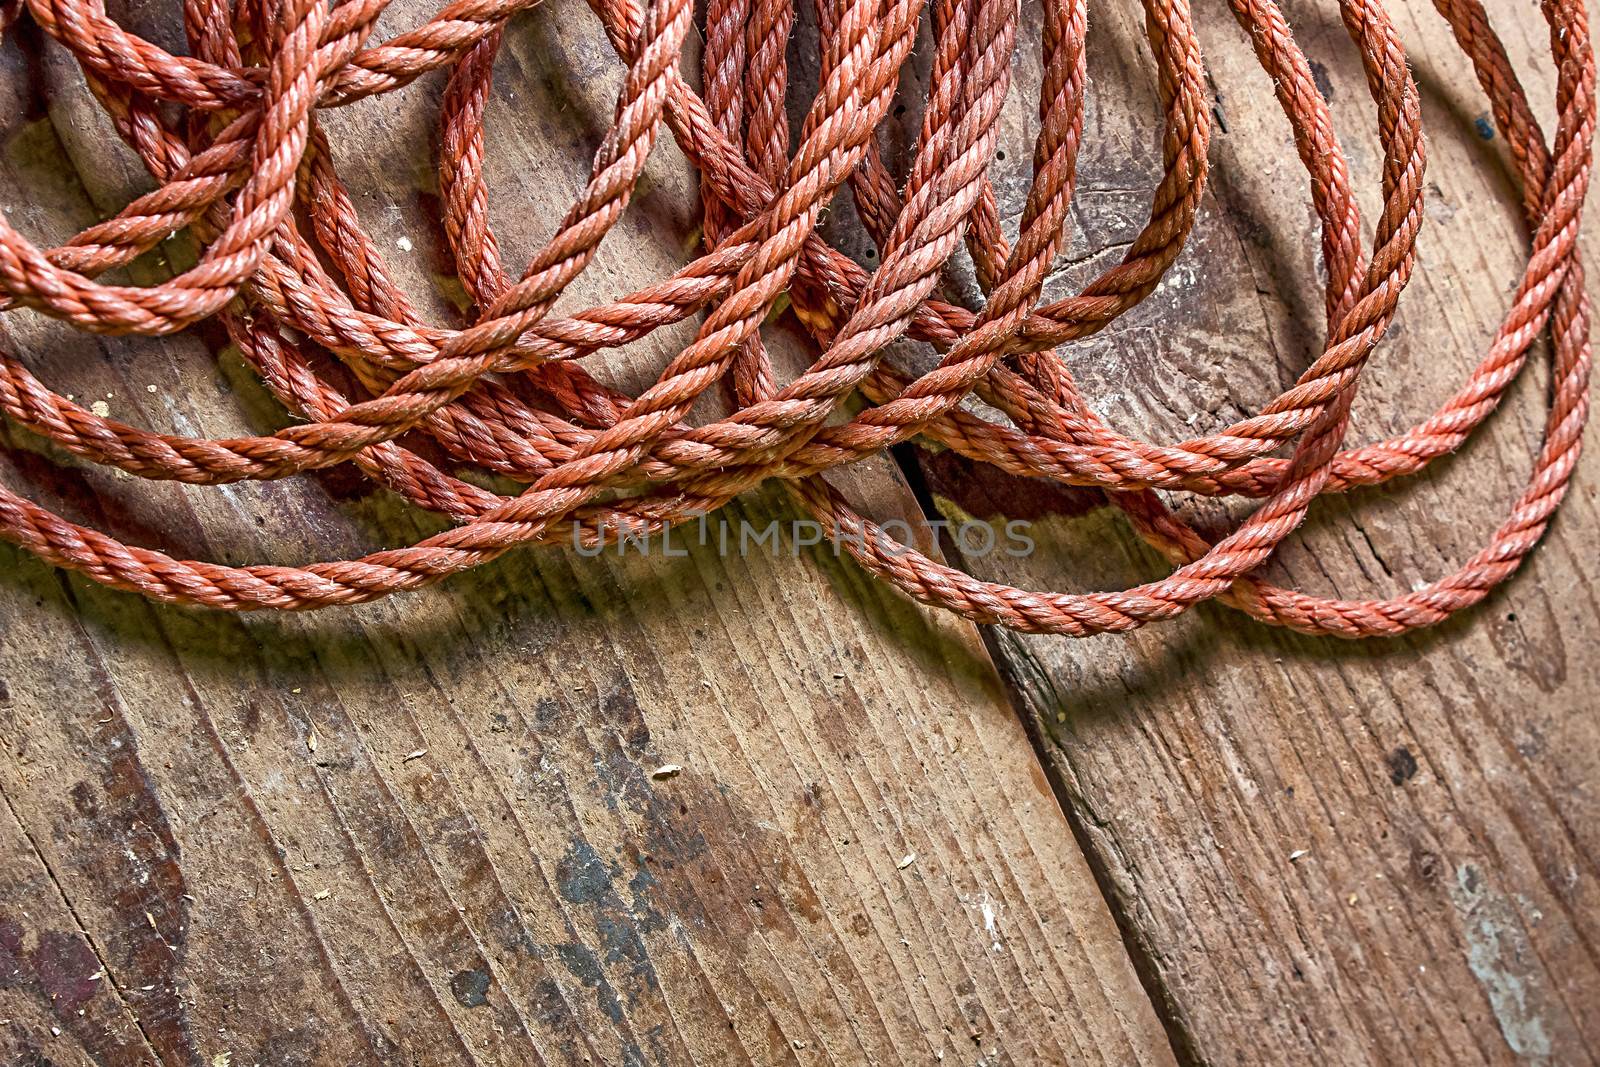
[{"left": 0, "top": 0, "right": 1590, "bottom": 637}]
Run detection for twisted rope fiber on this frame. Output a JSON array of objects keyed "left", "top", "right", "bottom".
[{"left": 0, "top": 0, "right": 1586, "bottom": 636}]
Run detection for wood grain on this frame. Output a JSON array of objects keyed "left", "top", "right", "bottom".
[
  {"left": 0, "top": 3, "right": 1170, "bottom": 1064},
  {"left": 911, "top": 0, "right": 1600, "bottom": 1062}
]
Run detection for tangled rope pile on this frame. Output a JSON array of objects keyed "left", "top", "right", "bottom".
[{"left": 0, "top": 0, "right": 1590, "bottom": 637}]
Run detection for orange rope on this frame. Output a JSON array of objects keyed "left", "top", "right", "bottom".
[{"left": 0, "top": 0, "right": 1589, "bottom": 638}]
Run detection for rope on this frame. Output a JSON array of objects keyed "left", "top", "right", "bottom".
[{"left": 0, "top": 0, "right": 1587, "bottom": 638}]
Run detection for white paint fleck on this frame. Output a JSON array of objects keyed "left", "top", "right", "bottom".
[
  {"left": 90, "top": 400, "right": 110, "bottom": 418},
  {"left": 1450, "top": 863, "right": 1552, "bottom": 1060},
  {"left": 396, "top": 236, "right": 413, "bottom": 252}
]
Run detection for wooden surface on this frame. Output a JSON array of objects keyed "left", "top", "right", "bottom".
[{"left": 0, "top": 0, "right": 1595, "bottom": 1065}]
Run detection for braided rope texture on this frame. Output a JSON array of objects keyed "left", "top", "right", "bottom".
[{"left": 0, "top": 0, "right": 1590, "bottom": 637}]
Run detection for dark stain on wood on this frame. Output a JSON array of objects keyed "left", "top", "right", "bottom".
[
  {"left": 0, "top": 913, "right": 157, "bottom": 1064},
  {"left": 448, "top": 968, "right": 491, "bottom": 1008},
  {"left": 1387, "top": 746, "right": 1420, "bottom": 787},
  {"left": 65, "top": 719, "right": 196, "bottom": 1063}
]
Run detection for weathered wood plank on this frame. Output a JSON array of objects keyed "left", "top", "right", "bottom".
[
  {"left": 0, "top": 2, "right": 1172, "bottom": 1064},
  {"left": 922, "top": 0, "right": 1600, "bottom": 1061}
]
